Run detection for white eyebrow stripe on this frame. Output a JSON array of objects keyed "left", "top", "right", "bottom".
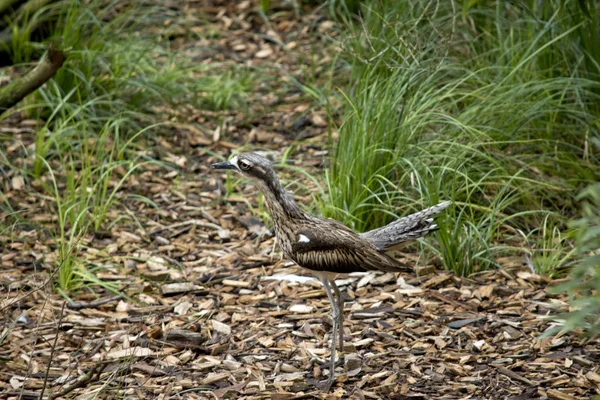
[
  {"left": 229, "top": 155, "right": 239, "bottom": 168},
  {"left": 298, "top": 234, "right": 310, "bottom": 243}
]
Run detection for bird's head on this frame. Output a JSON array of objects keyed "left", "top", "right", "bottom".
[{"left": 212, "top": 152, "right": 276, "bottom": 183}]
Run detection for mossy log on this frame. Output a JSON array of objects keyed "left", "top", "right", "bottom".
[{"left": 0, "top": 44, "right": 65, "bottom": 112}]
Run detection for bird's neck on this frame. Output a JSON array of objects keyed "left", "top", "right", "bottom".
[{"left": 256, "top": 177, "right": 306, "bottom": 222}]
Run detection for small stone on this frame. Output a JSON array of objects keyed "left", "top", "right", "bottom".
[
  {"left": 116, "top": 301, "right": 129, "bottom": 313},
  {"left": 289, "top": 304, "right": 314, "bottom": 313},
  {"left": 473, "top": 339, "right": 486, "bottom": 351},
  {"left": 11, "top": 176, "right": 24, "bottom": 191},
  {"left": 154, "top": 235, "right": 170, "bottom": 245},
  {"left": 217, "top": 229, "right": 230, "bottom": 240},
  {"left": 255, "top": 47, "right": 273, "bottom": 58}
]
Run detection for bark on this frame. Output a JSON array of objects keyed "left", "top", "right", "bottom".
[{"left": 0, "top": 44, "right": 65, "bottom": 112}]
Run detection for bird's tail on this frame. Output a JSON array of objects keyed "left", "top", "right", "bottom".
[{"left": 360, "top": 201, "right": 451, "bottom": 252}]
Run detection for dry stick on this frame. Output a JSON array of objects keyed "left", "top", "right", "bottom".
[
  {"left": 149, "top": 219, "right": 222, "bottom": 235},
  {"left": 427, "top": 290, "right": 466, "bottom": 310},
  {"left": 39, "top": 302, "right": 66, "bottom": 400},
  {"left": 0, "top": 237, "right": 81, "bottom": 313},
  {"left": 17, "top": 294, "right": 51, "bottom": 400},
  {"left": 48, "top": 362, "right": 107, "bottom": 400},
  {"left": 66, "top": 294, "right": 123, "bottom": 310},
  {"left": 494, "top": 366, "right": 535, "bottom": 386},
  {"left": 8, "top": 242, "right": 81, "bottom": 400}
]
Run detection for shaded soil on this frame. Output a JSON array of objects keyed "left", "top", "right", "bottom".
[{"left": 1, "top": 1, "right": 599, "bottom": 399}]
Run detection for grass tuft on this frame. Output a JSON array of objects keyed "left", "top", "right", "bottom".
[
  {"left": 1, "top": 0, "right": 259, "bottom": 291},
  {"left": 324, "top": 0, "right": 600, "bottom": 276}
]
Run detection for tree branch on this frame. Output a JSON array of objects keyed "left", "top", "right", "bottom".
[{"left": 0, "top": 44, "right": 65, "bottom": 112}]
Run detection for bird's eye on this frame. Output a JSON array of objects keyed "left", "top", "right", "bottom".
[{"left": 239, "top": 160, "right": 251, "bottom": 171}]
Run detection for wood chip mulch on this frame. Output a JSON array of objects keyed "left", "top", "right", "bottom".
[
  {"left": 1, "top": 1, "right": 600, "bottom": 399},
  {"left": 3, "top": 253, "right": 600, "bottom": 399}
]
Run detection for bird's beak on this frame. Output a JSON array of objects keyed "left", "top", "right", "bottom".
[{"left": 212, "top": 161, "right": 237, "bottom": 170}]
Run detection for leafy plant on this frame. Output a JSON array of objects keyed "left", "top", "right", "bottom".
[
  {"left": 322, "top": 0, "right": 600, "bottom": 276},
  {"left": 552, "top": 179, "right": 600, "bottom": 335}
]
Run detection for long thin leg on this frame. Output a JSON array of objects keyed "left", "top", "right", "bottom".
[
  {"left": 330, "top": 280, "right": 345, "bottom": 353},
  {"left": 319, "top": 278, "right": 339, "bottom": 392}
]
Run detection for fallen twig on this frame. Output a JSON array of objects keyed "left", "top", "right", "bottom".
[
  {"left": 39, "top": 302, "right": 65, "bottom": 400},
  {"left": 49, "top": 362, "right": 107, "bottom": 399},
  {"left": 427, "top": 290, "right": 466, "bottom": 310},
  {"left": 494, "top": 365, "right": 535, "bottom": 386},
  {"left": 149, "top": 219, "right": 222, "bottom": 235},
  {"left": 67, "top": 295, "right": 123, "bottom": 310}
]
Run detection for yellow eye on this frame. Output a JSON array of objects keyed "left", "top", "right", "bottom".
[{"left": 239, "top": 160, "right": 251, "bottom": 170}]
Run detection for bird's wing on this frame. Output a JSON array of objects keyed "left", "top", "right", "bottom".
[{"left": 290, "top": 223, "right": 411, "bottom": 274}]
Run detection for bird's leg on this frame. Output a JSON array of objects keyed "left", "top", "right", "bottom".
[
  {"left": 319, "top": 278, "right": 338, "bottom": 392},
  {"left": 330, "top": 280, "right": 345, "bottom": 353}
]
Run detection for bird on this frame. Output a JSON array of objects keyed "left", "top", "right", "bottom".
[{"left": 212, "top": 152, "right": 451, "bottom": 391}]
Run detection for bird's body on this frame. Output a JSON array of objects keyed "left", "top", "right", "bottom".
[{"left": 213, "top": 153, "right": 451, "bottom": 391}]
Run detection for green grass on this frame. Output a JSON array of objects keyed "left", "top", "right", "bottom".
[
  {"left": 0, "top": 0, "right": 260, "bottom": 291},
  {"left": 1, "top": 0, "right": 597, "bottom": 292},
  {"left": 322, "top": 0, "right": 600, "bottom": 276}
]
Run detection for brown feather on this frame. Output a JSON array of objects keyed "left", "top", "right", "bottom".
[{"left": 215, "top": 152, "right": 448, "bottom": 276}]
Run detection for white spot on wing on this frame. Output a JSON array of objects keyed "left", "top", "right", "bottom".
[{"left": 298, "top": 234, "right": 310, "bottom": 243}]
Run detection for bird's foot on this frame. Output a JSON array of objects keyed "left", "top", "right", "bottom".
[{"left": 317, "top": 374, "right": 336, "bottom": 393}]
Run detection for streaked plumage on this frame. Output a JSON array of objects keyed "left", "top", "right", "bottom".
[{"left": 212, "top": 152, "right": 450, "bottom": 391}]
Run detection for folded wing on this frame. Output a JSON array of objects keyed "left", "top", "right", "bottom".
[{"left": 291, "top": 224, "right": 411, "bottom": 274}]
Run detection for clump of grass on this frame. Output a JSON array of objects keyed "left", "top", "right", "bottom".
[
  {"left": 1, "top": 0, "right": 259, "bottom": 291},
  {"left": 324, "top": 0, "right": 599, "bottom": 275}
]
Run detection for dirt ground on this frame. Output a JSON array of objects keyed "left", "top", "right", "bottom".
[{"left": 2, "top": 1, "right": 600, "bottom": 399}]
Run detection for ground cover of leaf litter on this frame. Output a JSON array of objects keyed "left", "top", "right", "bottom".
[{"left": 1, "top": 1, "right": 600, "bottom": 399}]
